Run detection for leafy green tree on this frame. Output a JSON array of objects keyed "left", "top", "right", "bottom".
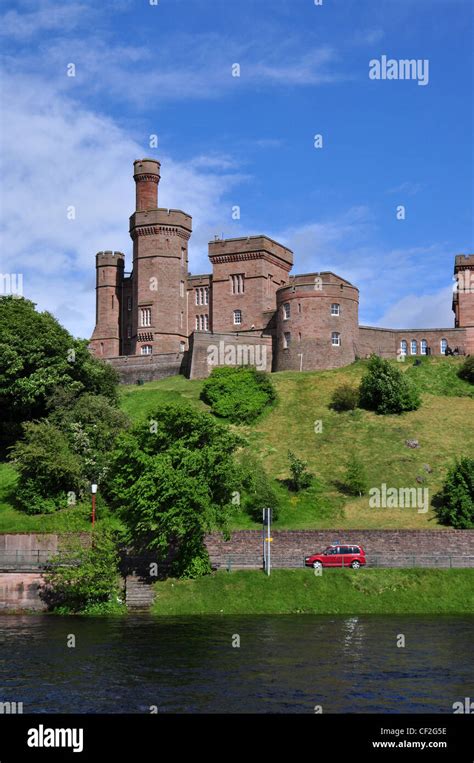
[
  {"left": 435, "top": 457, "right": 474, "bottom": 529},
  {"left": 359, "top": 355, "right": 421, "bottom": 414},
  {"left": 42, "top": 529, "right": 123, "bottom": 613},
  {"left": 458, "top": 356, "right": 474, "bottom": 384},
  {"left": 287, "top": 450, "right": 313, "bottom": 491},
  {"left": 104, "top": 404, "right": 243, "bottom": 577},
  {"left": 200, "top": 366, "right": 276, "bottom": 423},
  {"left": 0, "top": 296, "right": 119, "bottom": 449},
  {"left": 343, "top": 455, "right": 368, "bottom": 496},
  {"left": 239, "top": 453, "right": 280, "bottom": 522}
]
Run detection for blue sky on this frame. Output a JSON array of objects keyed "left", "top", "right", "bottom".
[{"left": 0, "top": 0, "right": 472, "bottom": 338}]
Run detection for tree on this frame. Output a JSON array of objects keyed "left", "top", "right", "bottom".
[
  {"left": 200, "top": 366, "right": 276, "bottom": 424},
  {"left": 239, "top": 453, "right": 280, "bottom": 522},
  {"left": 435, "top": 457, "right": 474, "bottom": 529},
  {"left": 105, "top": 404, "right": 243, "bottom": 577},
  {"left": 287, "top": 451, "right": 313, "bottom": 491},
  {"left": 458, "top": 356, "right": 474, "bottom": 384},
  {"left": 42, "top": 529, "right": 123, "bottom": 613},
  {"left": 0, "top": 296, "right": 119, "bottom": 449},
  {"left": 343, "top": 455, "right": 368, "bottom": 496},
  {"left": 359, "top": 354, "right": 421, "bottom": 414}
]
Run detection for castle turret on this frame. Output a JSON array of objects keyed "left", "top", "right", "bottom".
[
  {"left": 129, "top": 159, "right": 192, "bottom": 355},
  {"left": 453, "top": 254, "right": 474, "bottom": 354},
  {"left": 89, "top": 251, "right": 125, "bottom": 357}
]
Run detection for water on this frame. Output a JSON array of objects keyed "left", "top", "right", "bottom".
[{"left": 1, "top": 615, "right": 472, "bottom": 713}]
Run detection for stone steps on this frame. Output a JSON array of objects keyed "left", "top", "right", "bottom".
[{"left": 125, "top": 576, "right": 155, "bottom": 609}]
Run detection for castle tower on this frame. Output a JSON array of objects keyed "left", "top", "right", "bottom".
[
  {"left": 129, "top": 159, "right": 192, "bottom": 355},
  {"left": 453, "top": 254, "right": 474, "bottom": 354},
  {"left": 89, "top": 251, "right": 125, "bottom": 357}
]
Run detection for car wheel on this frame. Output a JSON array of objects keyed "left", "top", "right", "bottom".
[
  {"left": 350, "top": 560, "right": 361, "bottom": 569},
  {"left": 313, "top": 561, "right": 323, "bottom": 570}
]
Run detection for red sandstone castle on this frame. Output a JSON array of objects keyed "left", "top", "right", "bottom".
[{"left": 89, "top": 159, "right": 474, "bottom": 382}]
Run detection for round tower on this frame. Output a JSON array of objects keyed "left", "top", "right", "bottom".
[
  {"left": 89, "top": 251, "right": 125, "bottom": 357},
  {"left": 275, "top": 273, "right": 359, "bottom": 371},
  {"left": 133, "top": 159, "right": 161, "bottom": 212}
]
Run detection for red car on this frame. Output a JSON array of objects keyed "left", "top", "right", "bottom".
[{"left": 305, "top": 544, "right": 366, "bottom": 569}]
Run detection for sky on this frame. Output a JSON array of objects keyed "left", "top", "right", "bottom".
[{"left": 0, "top": 0, "right": 472, "bottom": 339}]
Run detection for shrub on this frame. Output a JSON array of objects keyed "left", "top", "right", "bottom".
[
  {"left": 343, "top": 455, "right": 368, "bottom": 496},
  {"left": 200, "top": 366, "right": 276, "bottom": 424},
  {"left": 330, "top": 384, "right": 359, "bottom": 411},
  {"left": 359, "top": 355, "right": 421, "bottom": 414},
  {"left": 42, "top": 529, "right": 123, "bottom": 613},
  {"left": 458, "top": 356, "right": 474, "bottom": 384},
  {"left": 288, "top": 451, "right": 313, "bottom": 491},
  {"left": 239, "top": 453, "right": 280, "bottom": 522},
  {"left": 434, "top": 457, "right": 474, "bottom": 529}
]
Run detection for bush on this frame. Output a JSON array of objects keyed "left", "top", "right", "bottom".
[
  {"left": 288, "top": 451, "right": 313, "bottom": 491},
  {"left": 458, "top": 356, "right": 474, "bottom": 384},
  {"left": 330, "top": 384, "right": 359, "bottom": 411},
  {"left": 359, "top": 355, "right": 421, "bottom": 414},
  {"left": 239, "top": 453, "right": 280, "bottom": 522},
  {"left": 200, "top": 366, "right": 276, "bottom": 424},
  {"left": 42, "top": 529, "right": 123, "bottom": 613},
  {"left": 434, "top": 457, "right": 474, "bottom": 529},
  {"left": 343, "top": 455, "right": 368, "bottom": 496}
]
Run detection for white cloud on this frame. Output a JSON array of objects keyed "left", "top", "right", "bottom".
[
  {"left": 374, "top": 286, "right": 455, "bottom": 329},
  {"left": 0, "top": 71, "right": 246, "bottom": 339}
]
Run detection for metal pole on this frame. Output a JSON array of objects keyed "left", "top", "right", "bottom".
[
  {"left": 263, "top": 508, "right": 266, "bottom": 573},
  {"left": 92, "top": 493, "right": 96, "bottom": 526},
  {"left": 267, "top": 508, "right": 271, "bottom": 576}
]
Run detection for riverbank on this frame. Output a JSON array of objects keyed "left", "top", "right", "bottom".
[{"left": 151, "top": 569, "right": 474, "bottom": 615}]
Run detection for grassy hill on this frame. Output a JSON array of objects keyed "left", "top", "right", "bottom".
[{"left": 1, "top": 356, "right": 472, "bottom": 533}]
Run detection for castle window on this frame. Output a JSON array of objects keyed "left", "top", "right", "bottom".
[
  {"left": 440, "top": 338, "right": 447, "bottom": 355},
  {"left": 204, "top": 287, "right": 209, "bottom": 305},
  {"left": 140, "top": 308, "right": 151, "bottom": 327},
  {"left": 195, "top": 315, "right": 199, "bottom": 330},
  {"left": 421, "top": 339, "right": 427, "bottom": 355},
  {"left": 331, "top": 303, "right": 340, "bottom": 316},
  {"left": 180, "top": 311, "right": 184, "bottom": 328},
  {"left": 127, "top": 297, "right": 132, "bottom": 311},
  {"left": 141, "top": 345, "right": 153, "bottom": 355},
  {"left": 181, "top": 248, "right": 186, "bottom": 266},
  {"left": 111, "top": 295, "right": 114, "bottom": 309},
  {"left": 230, "top": 274, "right": 245, "bottom": 294},
  {"left": 283, "top": 302, "right": 291, "bottom": 320},
  {"left": 283, "top": 331, "right": 291, "bottom": 349},
  {"left": 331, "top": 332, "right": 341, "bottom": 347},
  {"left": 180, "top": 281, "right": 185, "bottom": 298},
  {"left": 204, "top": 314, "right": 209, "bottom": 331},
  {"left": 410, "top": 339, "right": 417, "bottom": 355},
  {"left": 179, "top": 341, "right": 185, "bottom": 353},
  {"left": 298, "top": 303, "right": 301, "bottom": 314},
  {"left": 400, "top": 339, "right": 407, "bottom": 356},
  {"left": 233, "top": 309, "right": 242, "bottom": 325},
  {"left": 267, "top": 274, "right": 273, "bottom": 295},
  {"left": 199, "top": 315, "right": 205, "bottom": 331},
  {"left": 298, "top": 332, "right": 301, "bottom": 343}
]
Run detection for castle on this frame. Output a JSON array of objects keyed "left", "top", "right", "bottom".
[{"left": 89, "top": 159, "right": 474, "bottom": 382}]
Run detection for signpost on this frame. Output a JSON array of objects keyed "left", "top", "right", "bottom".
[{"left": 263, "top": 508, "right": 272, "bottom": 575}]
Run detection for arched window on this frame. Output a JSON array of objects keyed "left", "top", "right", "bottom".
[
  {"left": 283, "top": 331, "right": 291, "bottom": 349},
  {"left": 141, "top": 345, "right": 152, "bottom": 356},
  {"left": 410, "top": 339, "right": 417, "bottom": 355},
  {"left": 421, "top": 339, "right": 427, "bottom": 355},
  {"left": 233, "top": 309, "right": 242, "bottom": 325},
  {"left": 440, "top": 338, "right": 447, "bottom": 355},
  {"left": 400, "top": 339, "right": 408, "bottom": 356},
  {"left": 331, "top": 303, "right": 340, "bottom": 316},
  {"left": 283, "top": 302, "right": 291, "bottom": 319},
  {"left": 331, "top": 332, "right": 341, "bottom": 347}
]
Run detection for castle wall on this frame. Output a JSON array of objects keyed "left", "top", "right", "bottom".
[
  {"left": 188, "top": 332, "right": 273, "bottom": 379},
  {"left": 107, "top": 353, "right": 189, "bottom": 384},
  {"left": 358, "top": 326, "right": 467, "bottom": 358}
]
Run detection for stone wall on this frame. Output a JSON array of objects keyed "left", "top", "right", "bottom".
[
  {"left": 107, "top": 352, "right": 188, "bottom": 384},
  {"left": 358, "top": 326, "right": 467, "bottom": 358},
  {"left": 0, "top": 573, "right": 46, "bottom": 611},
  {"left": 205, "top": 529, "right": 474, "bottom": 568},
  {"left": 188, "top": 331, "right": 273, "bottom": 379}
]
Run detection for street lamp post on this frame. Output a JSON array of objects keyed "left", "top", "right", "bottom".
[{"left": 91, "top": 483, "right": 98, "bottom": 526}]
